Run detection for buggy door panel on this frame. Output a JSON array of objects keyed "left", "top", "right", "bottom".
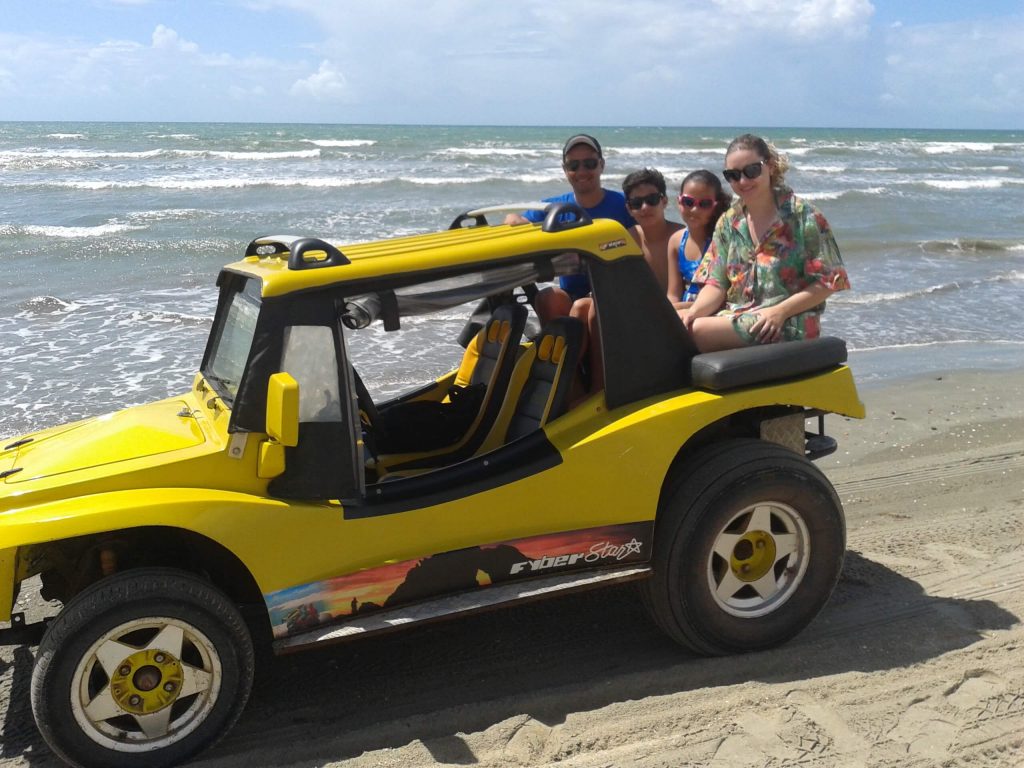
[{"left": 266, "top": 295, "right": 362, "bottom": 500}]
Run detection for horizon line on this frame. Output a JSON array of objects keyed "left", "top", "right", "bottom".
[{"left": 0, "top": 120, "right": 1019, "bottom": 133}]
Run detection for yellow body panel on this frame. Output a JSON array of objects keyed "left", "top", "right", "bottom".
[
  {"left": 1, "top": 362, "right": 861, "bottom": 621},
  {"left": 8, "top": 400, "right": 206, "bottom": 484},
  {"left": 1, "top": 393, "right": 256, "bottom": 503}
]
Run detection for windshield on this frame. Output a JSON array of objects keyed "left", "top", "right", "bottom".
[{"left": 205, "top": 277, "right": 261, "bottom": 401}]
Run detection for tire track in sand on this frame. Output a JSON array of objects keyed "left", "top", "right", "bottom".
[{"left": 833, "top": 449, "right": 1023, "bottom": 495}]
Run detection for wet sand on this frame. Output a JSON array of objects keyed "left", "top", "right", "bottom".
[{"left": 2, "top": 368, "right": 1022, "bottom": 767}]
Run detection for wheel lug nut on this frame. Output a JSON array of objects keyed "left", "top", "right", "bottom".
[
  {"left": 119, "top": 665, "right": 131, "bottom": 676},
  {"left": 164, "top": 682, "right": 176, "bottom": 692},
  {"left": 154, "top": 653, "right": 165, "bottom": 663},
  {"left": 129, "top": 695, "right": 141, "bottom": 706}
]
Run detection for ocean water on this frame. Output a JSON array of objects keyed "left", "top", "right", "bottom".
[{"left": 2, "top": 122, "right": 1023, "bottom": 437}]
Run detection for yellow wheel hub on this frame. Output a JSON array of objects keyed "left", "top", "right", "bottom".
[
  {"left": 730, "top": 530, "right": 777, "bottom": 583},
  {"left": 108, "top": 648, "right": 185, "bottom": 715}
]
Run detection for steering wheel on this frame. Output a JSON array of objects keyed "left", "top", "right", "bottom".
[{"left": 351, "top": 368, "right": 381, "bottom": 459}]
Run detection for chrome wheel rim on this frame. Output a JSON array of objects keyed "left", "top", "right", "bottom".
[
  {"left": 707, "top": 501, "right": 810, "bottom": 618},
  {"left": 70, "top": 617, "right": 222, "bottom": 752}
]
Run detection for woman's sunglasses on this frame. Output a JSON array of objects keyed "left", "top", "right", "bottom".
[
  {"left": 564, "top": 157, "right": 600, "bottom": 172},
  {"left": 679, "top": 195, "right": 716, "bottom": 210},
  {"left": 722, "top": 160, "right": 765, "bottom": 183},
  {"left": 626, "top": 192, "right": 664, "bottom": 210}
]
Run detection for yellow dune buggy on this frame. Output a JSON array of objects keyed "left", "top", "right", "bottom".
[{"left": 0, "top": 203, "right": 863, "bottom": 767}]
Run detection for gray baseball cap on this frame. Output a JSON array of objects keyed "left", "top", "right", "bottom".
[{"left": 562, "top": 133, "right": 602, "bottom": 160}]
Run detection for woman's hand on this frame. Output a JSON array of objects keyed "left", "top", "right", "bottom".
[
  {"left": 681, "top": 284, "right": 725, "bottom": 331},
  {"left": 749, "top": 282, "right": 836, "bottom": 343},
  {"left": 748, "top": 304, "right": 789, "bottom": 343},
  {"left": 679, "top": 307, "right": 697, "bottom": 330}
]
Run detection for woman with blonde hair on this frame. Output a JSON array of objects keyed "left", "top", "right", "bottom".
[{"left": 681, "top": 133, "right": 850, "bottom": 351}]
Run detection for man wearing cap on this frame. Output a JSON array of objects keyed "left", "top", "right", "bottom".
[
  {"left": 504, "top": 134, "right": 636, "bottom": 303},
  {"left": 505, "top": 133, "right": 636, "bottom": 245},
  {"left": 504, "top": 133, "right": 637, "bottom": 392}
]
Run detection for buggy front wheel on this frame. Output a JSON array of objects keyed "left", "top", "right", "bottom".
[{"left": 31, "top": 568, "right": 255, "bottom": 768}]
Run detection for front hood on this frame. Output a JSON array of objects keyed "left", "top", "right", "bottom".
[{"left": 4, "top": 399, "right": 206, "bottom": 484}]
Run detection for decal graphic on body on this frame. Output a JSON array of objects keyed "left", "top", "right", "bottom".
[
  {"left": 510, "top": 538, "right": 644, "bottom": 574},
  {"left": 599, "top": 238, "right": 627, "bottom": 251},
  {"left": 265, "top": 522, "right": 651, "bottom": 638}
]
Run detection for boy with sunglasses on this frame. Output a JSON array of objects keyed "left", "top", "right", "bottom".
[{"left": 621, "top": 167, "right": 682, "bottom": 293}]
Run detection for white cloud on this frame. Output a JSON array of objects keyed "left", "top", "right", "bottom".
[
  {"left": 709, "top": 0, "right": 874, "bottom": 40},
  {"left": 229, "top": 83, "right": 268, "bottom": 100},
  {"left": 88, "top": 39, "right": 143, "bottom": 60},
  {"left": 0, "top": 23, "right": 303, "bottom": 120},
  {"left": 151, "top": 24, "right": 199, "bottom": 54},
  {"left": 236, "top": 0, "right": 883, "bottom": 125},
  {"left": 290, "top": 59, "right": 348, "bottom": 101},
  {"left": 0, "top": 2, "right": 1021, "bottom": 127},
  {"left": 882, "top": 17, "right": 1024, "bottom": 124}
]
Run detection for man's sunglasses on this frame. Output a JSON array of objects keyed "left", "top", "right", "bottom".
[
  {"left": 626, "top": 192, "right": 664, "bottom": 210},
  {"left": 679, "top": 195, "right": 716, "bottom": 210},
  {"left": 564, "top": 157, "right": 600, "bottom": 172},
  {"left": 722, "top": 160, "right": 765, "bottom": 183}
]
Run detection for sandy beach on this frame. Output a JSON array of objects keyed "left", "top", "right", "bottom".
[{"left": 2, "top": 365, "right": 1022, "bottom": 768}]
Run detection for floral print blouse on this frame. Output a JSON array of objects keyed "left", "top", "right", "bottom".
[{"left": 695, "top": 186, "right": 850, "bottom": 341}]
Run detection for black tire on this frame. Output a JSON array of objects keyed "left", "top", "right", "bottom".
[
  {"left": 644, "top": 439, "right": 845, "bottom": 655},
  {"left": 31, "top": 568, "right": 255, "bottom": 768}
]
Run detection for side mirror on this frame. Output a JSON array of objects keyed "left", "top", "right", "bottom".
[
  {"left": 266, "top": 372, "right": 299, "bottom": 447},
  {"left": 259, "top": 373, "right": 299, "bottom": 479}
]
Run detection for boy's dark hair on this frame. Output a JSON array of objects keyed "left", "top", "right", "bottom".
[{"left": 622, "top": 167, "right": 666, "bottom": 197}]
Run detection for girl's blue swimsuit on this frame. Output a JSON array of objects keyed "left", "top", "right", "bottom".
[{"left": 678, "top": 229, "right": 711, "bottom": 300}]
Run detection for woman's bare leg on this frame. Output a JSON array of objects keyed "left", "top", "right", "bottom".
[{"left": 691, "top": 316, "right": 747, "bottom": 353}]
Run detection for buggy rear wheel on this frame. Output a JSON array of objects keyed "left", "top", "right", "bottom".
[{"left": 645, "top": 439, "right": 845, "bottom": 655}]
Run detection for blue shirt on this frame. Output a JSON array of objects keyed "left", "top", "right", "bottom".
[{"left": 523, "top": 190, "right": 636, "bottom": 299}]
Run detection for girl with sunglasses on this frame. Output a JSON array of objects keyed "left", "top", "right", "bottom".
[
  {"left": 681, "top": 134, "right": 850, "bottom": 351},
  {"left": 666, "top": 170, "right": 732, "bottom": 306}
]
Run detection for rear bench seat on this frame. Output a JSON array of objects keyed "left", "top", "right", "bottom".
[{"left": 690, "top": 336, "right": 848, "bottom": 392}]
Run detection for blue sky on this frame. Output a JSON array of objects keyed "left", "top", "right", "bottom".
[{"left": 1, "top": 0, "right": 1022, "bottom": 128}]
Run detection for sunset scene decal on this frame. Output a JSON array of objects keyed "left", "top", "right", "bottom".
[{"left": 267, "top": 521, "right": 651, "bottom": 637}]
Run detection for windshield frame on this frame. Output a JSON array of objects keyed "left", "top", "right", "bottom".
[{"left": 202, "top": 274, "right": 262, "bottom": 404}]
